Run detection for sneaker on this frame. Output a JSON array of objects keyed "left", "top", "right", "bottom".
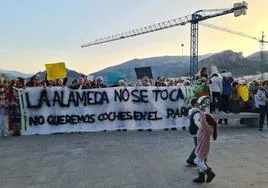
[
  {"left": 186, "top": 159, "right": 197, "bottom": 167},
  {"left": 259, "top": 128, "right": 263, "bottom": 131}
]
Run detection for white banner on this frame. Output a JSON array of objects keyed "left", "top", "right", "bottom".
[{"left": 19, "top": 86, "right": 195, "bottom": 135}]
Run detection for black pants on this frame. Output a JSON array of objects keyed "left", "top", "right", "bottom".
[
  {"left": 230, "top": 100, "right": 240, "bottom": 113},
  {"left": 221, "top": 94, "right": 230, "bottom": 112},
  {"left": 187, "top": 137, "right": 197, "bottom": 162},
  {"left": 259, "top": 105, "right": 268, "bottom": 129},
  {"left": 211, "top": 92, "right": 221, "bottom": 112},
  {"left": 218, "top": 94, "right": 230, "bottom": 123}
]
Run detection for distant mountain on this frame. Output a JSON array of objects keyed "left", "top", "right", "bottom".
[
  {"left": 247, "top": 51, "right": 268, "bottom": 61},
  {"left": 91, "top": 54, "right": 212, "bottom": 83},
  {"left": 0, "top": 69, "right": 32, "bottom": 79},
  {"left": 0, "top": 68, "right": 83, "bottom": 84},
  {"left": 199, "top": 50, "right": 268, "bottom": 76},
  {"left": 1, "top": 50, "right": 267, "bottom": 83},
  {"left": 92, "top": 50, "right": 268, "bottom": 83},
  {"left": 199, "top": 50, "right": 258, "bottom": 76},
  {"left": 0, "top": 73, "right": 10, "bottom": 80}
]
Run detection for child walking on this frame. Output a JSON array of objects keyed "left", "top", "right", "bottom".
[
  {"left": 0, "top": 92, "right": 9, "bottom": 136},
  {"left": 186, "top": 98, "right": 200, "bottom": 166},
  {"left": 193, "top": 96, "right": 218, "bottom": 184}
]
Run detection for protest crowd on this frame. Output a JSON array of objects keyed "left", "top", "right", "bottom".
[{"left": 0, "top": 66, "right": 266, "bottom": 136}]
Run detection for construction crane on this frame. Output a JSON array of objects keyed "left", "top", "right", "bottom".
[
  {"left": 200, "top": 22, "right": 268, "bottom": 80},
  {"left": 81, "top": 2, "right": 248, "bottom": 82}
]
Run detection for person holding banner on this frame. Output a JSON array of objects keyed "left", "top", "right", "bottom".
[
  {"left": 95, "top": 76, "right": 107, "bottom": 88},
  {"left": 118, "top": 79, "right": 128, "bottom": 87},
  {"left": 167, "top": 78, "right": 176, "bottom": 86},
  {"left": 138, "top": 76, "right": 152, "bottom": 132},
  {"left": 9, "top": 90, "right": 21, "bottom": 136},
  {"left": 0, "top": 92, "right": 9, "bottom": 136},
  {"left": 155, "top": 76, "right": 166, "bottom": 86},
  {"left": 70, "top": 76, "right": 87, "bottom": 90},
  {"left": 141, "top": 76, "right": 152, "bottom": 86},
  {"left": 84, "top": 79, "right": 94, "bottom": 89},
  {"left": 27, "top": 75, "right": 42, "bottom": 87}
]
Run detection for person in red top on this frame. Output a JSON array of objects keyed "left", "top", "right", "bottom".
[{"left": 193, "top": 96, "right": 218, "bottom": 184}]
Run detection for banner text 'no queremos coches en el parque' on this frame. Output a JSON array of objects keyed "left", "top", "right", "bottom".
[{"left": 19, "top": 86, "right": 195, "bottom": 135}]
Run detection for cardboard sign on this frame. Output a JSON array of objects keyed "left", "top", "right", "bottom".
[
  {"left": 237, "top": 85, "right": 249, "bottom": 102},
  {"left": 107, "top": 72, "right": 125, "bottom": 86},
  {"left": 45, "top": 62, "right": 67, "bottom": 81},
  {"left": 134, "top": 67, "right": 153, "bottom": 79}
]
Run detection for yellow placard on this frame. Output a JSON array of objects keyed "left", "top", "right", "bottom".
[
  {"left": 237, "top": 85, "right": 249, "bottom": 102},
  {"left": 45, "top": 62, "right": 67, "bottom": 81}
]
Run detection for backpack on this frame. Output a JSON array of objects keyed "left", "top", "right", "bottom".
[{"left": 189, "top": 110, "right": 200, "bottom": 135}]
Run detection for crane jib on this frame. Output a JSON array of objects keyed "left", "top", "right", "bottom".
[{"left": 81, "top": 1, "right": 248, "bottom": 82}]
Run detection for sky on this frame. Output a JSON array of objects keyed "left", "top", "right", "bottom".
[{"left": 0, "top": 0, "right": 268, "bottom": 74}]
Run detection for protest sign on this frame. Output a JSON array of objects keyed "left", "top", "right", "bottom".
[
  {"left": 45, "top": 62, "right": 67, "bottom": 81},
  {"left": 237, "top": 85, "right": 249, "bottom": 102},
  {"left": 135, "top": 67, "right": 153, "bottom": 79},
  {"left": 107, "top": 72, "right": 125, "bottom": 86}
]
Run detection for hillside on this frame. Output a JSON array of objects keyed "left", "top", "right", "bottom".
[
  {"left": 199, "top": 50, "right": 262, "bottom": 76},
  {"left": 91, "top": 54, "right": 212, "bottom": 82},
  {"left": 247, "top": 51, "right": 268, "bottom": 61},
  {"left": 0, "top": 69, "right": 32, "bottom": 79},
  {"left": 1, "top": 50, "right": 267, "bottom": 83},
  {"left": 92, "top": 50, "right": 267, "bottom": 82}
]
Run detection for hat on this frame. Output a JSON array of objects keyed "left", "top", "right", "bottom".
[
  {"left": 118, "top": 79, "right": 125, "bottom": 84},
  {"left": 17, "top": 77, "right": 25, "bottom": 81},
  {"left": 197, "top": 96, "right": 210, "bottom": 110},
  {"left": 238, "top": 80, "right": 246, "bottom": 85},
  {"left": 197, "top": 96, "right": 210, "bottom": 104},
  {"left": 183, "top": 80, "right": 190, "bottom": 85},
  {"left": 87, "top": 75, "right": 94, "bottom": 81},
  {"left": 96, "top": 76, "right": 104, "bottom": 81},
  {"left": 221, "top": 72, "right": 232, "bottom": 77}
]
